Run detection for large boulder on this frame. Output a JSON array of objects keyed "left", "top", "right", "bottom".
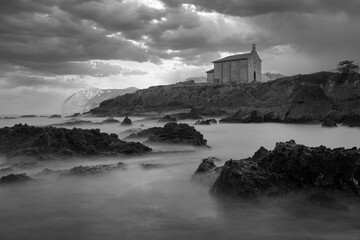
[
  {"left": 102, "top": 117, "right": 120, "bottom": 124},
  {"left": 209, "top": 140, "right": 360, "bottom": 198},
  {"left": 147, "top": 122, "right": 208, "bottom": 146},
  {"left": 125, "top": 122, "right": 208, "bottom": 146},
  {"left": 0, "top": 124, "right": 151, "bottom": 159}
]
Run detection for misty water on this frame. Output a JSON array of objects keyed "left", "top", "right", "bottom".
[{"left": 1, "top": 117, "right": 360, "bottom": 240}]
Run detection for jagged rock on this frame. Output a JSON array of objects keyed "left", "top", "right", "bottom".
[
  {"left": 192, "top": 157, "right": 222, "bottom": 186},
  {"left": 342, "top": 112, "right": 360, "bottom": 127},
  {"left": 321, "top": 118, "right": 338, "bottom": 127},
  {"left": 158, "top": 115, "right": 177, "bottom": 123},
  {"left": 61, "top": 162, "right": 125, "bottom": 176},
  {"left": 209, "top": 140, "right": 360, "bottom": 198},
  {"left": 251, "top": 146, "right": 270, "bottom": 162},
  {"left": 102, "top": 117, "right": 120, "bottom": 124},
  {"left": 140, "top": 163, "right": 163, "bottom": 169},
  {"left": 0, "top": 173, "right": 33, "bottom": 184},
  {"left": 121, "top": 116, "right": 132, "bottom": 125},
  {"left": 49, "top": 114, "right": 62, "bottom": 118},
  {"left": 0, "top": 124, "right": 151, "bottom": 159}
]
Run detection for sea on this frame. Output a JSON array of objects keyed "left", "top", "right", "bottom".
[{"left": 0, "top": 116, "right": 359, "bottom": 240}]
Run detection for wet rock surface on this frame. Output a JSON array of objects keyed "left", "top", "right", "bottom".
[
  {"left": 0, "top": 173, "right": 33, "bottom": 184},
  {"left": 0, "top": 124, "right": 151, "bottom": 159},
  {"left": 193, "top": 140, "right": 360, "bottom": 198}
]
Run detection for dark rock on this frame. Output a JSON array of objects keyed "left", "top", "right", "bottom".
[
  {"left": 147, "top": 122, "right": 208, "bottom": 146},
  {"left": 126, "top": 123, "right": 208, "bottom": 146},
  {"left": 192, "top": 157, "right": 223, "bottom": 186},
  {"left": 102, "top": 117, "right": 120, "bottom": 124},
  {"left": 209, "top": 140, "right": 360, "bottom": 198},
  {"left": 342, "top": 111, "right": 360, "bottom": 127},
  {"left": 140, "top": 163, "right": 163, "bottom": 169},
  {"left": 19, "top": 115, "right": 38, "bottom": 118},
  {"left": 61, "top": 162, "right": 125, "bottom": 176},
  {"left": 3, "top": 117, "right": 17, "bottom": 119},
  {"left": 0, "top": 173, "right": 33, "bottom": 184},
  {"left": 195, "top": 119, "right": 218, "bottom": 125},
  {"left": 194, "top": 158, "right": 217, "bottom": 174},
  {"left": 121, "top": 116, "right": 132, "bottom": 125},
  {"left": 321, "top": 118, "right": 338, "bottom": 127},
  {"left": 0, "top": 124, "right": 151, "bottom": 159},
  {"left": 251, "top": 146, "right": 270, "bottom": 162},
  {"left": 49, "top": 114, "right": 62, "bottom": 118},
  {"left": 158, "top": 115, "right": 177, "bottom": 123}
]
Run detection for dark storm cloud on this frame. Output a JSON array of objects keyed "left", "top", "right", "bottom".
[{"left": 161, "top": 0, "right": 360, "bottom": 17}]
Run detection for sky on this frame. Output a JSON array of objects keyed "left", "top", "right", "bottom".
[{"left": 0, "top": 0, "right": 360, "bottom": 114}]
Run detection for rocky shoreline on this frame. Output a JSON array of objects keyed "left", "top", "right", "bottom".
[
  {"left": 88, "top": 72, "right": 360, "bottom": 124},
  {"left": 0, "top": 124, "right": 151, "bottom": 160},
  {"left": 193, "top": 140, "right": 360, "bottom": 198}
]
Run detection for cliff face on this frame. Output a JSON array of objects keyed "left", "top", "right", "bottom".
[{"left": 89, "top": 72, "right": 360, "bottom": 122}]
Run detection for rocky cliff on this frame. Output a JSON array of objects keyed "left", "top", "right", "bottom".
[{"left": 89, "top": 72, "right": 360, "bottom": 122}]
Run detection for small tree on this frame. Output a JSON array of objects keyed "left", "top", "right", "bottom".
[{"left": 337, "top": 60, "right": 359, "bottom": 76}]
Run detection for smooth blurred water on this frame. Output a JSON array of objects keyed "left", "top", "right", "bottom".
[{"left": 0, "top": 117, "right": 360, "bottom": 240}]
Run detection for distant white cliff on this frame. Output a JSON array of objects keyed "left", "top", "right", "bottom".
[{"left": 61, "top": 87, "right": 138, "bottom": 116}]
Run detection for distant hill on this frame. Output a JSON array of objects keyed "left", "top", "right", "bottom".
[
  {"left": 261, "top": 72, "right": 287, "bottom": 82},
  {"left": 62, "top": 87, "right": 138, "bottom": 116}
]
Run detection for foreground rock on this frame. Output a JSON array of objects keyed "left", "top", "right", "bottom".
[
  {"left": 0, "top": 173, "right": 33, "bottom": 184},
  {"left": 0, "top": 124, "right": 151, "bottom": 159},
  {"left": 125, "top": 123, "right": 208, "bottom": 146},
  {"left": 195, "top": 140, "right": 360, "bottom": 198}
]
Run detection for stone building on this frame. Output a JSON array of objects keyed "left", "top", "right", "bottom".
[{"left": 206, "top": 44, "right": 262, "bottom": 83}]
